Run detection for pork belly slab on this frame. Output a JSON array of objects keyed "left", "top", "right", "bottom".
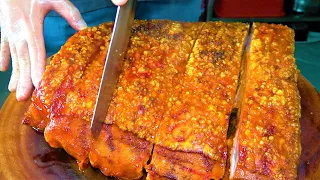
[
  {"left": 23, "top": 23, "right": 113, "bottom": 131},
  {"left": 24, "top": 20, "right": 205, "bottom": 179},
  {"left": 23, "top": 20, "right": 301, "bottom": 179},
  {"left": 106, "top": 20, "right": 203, "bottom": 141},
  {"left": 230, "top": 23, "right": 301, "bottom": 179},
  {"left": 147, "top": 22, "right": 249, "bottom": 180}
]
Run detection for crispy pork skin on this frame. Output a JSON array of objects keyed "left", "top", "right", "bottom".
[
  {"left": 230, "top": 23, "right": 301, "bottom": 179},
  {"left": 147, "top": 145, "right": 221, "bottom": 180},
  {"left": 23, "top": 23, "right": 113, "bottom": 131},
  {"left": 23, "top": 21, "right": 301, "bottom": 179},
  {"left": 150, "top": 22, "right": 249, "bottom": 179},
  {"left": 107, "top": 20, "right": 203, "bottom": 142}
]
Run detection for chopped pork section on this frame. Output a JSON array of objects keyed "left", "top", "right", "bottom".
[
  {"left": 230, "top": 23, "right": 301, "bottom": 179},
  {"left": 150, "top": 22, "right": 249, "bottom": 179}
]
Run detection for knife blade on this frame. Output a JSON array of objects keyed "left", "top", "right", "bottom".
[{"left": 90, "top": 0, "right": 136, "bottom": 137}]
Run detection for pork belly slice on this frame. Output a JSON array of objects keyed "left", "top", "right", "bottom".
[
  {"left": 107, "top": 20, "right": 203, "bottom": 142},
  {"left": 23, "top": 23, "right": 113, "bottom": 131},
  {"left": 150, "top": 22, "right": 249, "bottom": 179},
  {"left": 230, "top": 23, "right": 301, "bottom": 179},
  {"left": 89, "top": 125, "right": 152, "bottom": 179},
  {"left": 147, "top": 145, "right": 221, "bottom": 180},
  {"left": 29, "top": 20, "right": 204, "bottom": 179},
  {"left": 45, "top": 116, "right": 152, "bottom": 179},
  {"left": 42, "top": 40, "right": 153, "bottom": 178}
]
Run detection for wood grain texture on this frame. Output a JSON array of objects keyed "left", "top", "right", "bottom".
[{"left": 0, "top": 74, "right": 319, "bottom": 179}]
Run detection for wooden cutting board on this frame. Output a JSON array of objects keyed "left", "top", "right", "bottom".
[{"left": 0, "top": 74, "right": 319, "bottom": 179}]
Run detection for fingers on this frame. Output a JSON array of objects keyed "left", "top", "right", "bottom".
[
  {"left": 15, "top": 41, "right": 33, "bottom": 101},
  {"left": 111, "top": 0, "right": 128, "bottom": 6},
  {"left": 50, "top": 0, "right": 87, "bottom": 30},
  {"left": 8, "top": 44, "right": 19, "bottom": 92},
  {"left": 0, "top": 31, "right": 10, "bottom": 71},
  {"left": 28, "top": 16, "right": 46, "bottom": 88}
]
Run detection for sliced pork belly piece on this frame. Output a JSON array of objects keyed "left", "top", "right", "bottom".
[
  {"left": 41, "top": 20, "right": 203, "bottom": 179},
  {"left": 43, "top": 38, "right": 109, "bottom": 169},
  {"left": 107, "top": 20, "right": 203, "bottom": 142},
  {"left": 230, "top": 23, "right": 301, "bottom": 179},
  {"left": 23, "top": 23, "right": 113, "bottom": 131},
  {"left": 89, "top": 125, "right": 152, "bottom": 179},
  {"left": 45, "top": 115, "right": 152, "bottom": 179},
  {"left": 42, "top": 21, "right": 160, "bottom": 179},
  {"left": 149, "top": 22, "right": 249, "bottom": 179},
  {"left": 147, "top": 146, "right": 219, "bottom": 180}
]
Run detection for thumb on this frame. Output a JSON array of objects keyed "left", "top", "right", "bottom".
[
  {"left": 50, "top": 0, "right": 87, "bottom": 30},
  {"left": 112, "top": 0, "right": 128, "bottom": 6}
]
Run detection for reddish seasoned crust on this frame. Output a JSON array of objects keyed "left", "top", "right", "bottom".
[
  {"left": 40, "top": 22, "right": 154, "bottom": 179},
  {"left": 155, "top": 22, "right": 248, "bottom": 168},
  {"left": 45, "top": 116, "right": 152, "bottom": 179},
  {"left": 44, "top": 116, "right": 92, "bottom": 169},
  {"left": 24, "top": 21, "right": 302, "bottom": 179},
  {"left": 50, "top": 43, "right": 109, "bottom": 120},
  {"left": 147, "top": 145, "right": 224, "bottom": 180},
  {"left": 23, "top": 23, "right": 113, "bottom": 131},
  {"left": 90, "top": 125, "right": 152, "bottom": 179},
  {"left": 107, "top": 20, "right": 204, "bottom": 142},
  {"left": 44, "top": 49, "right": 111, "bottom": 169},
  {"left": 146, "top": 171, "right": 171, "bottom": 180},
  {"left": 230, "top": 23, "right": 301, "bottom": 179}
]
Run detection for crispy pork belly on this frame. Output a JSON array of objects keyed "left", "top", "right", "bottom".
[
  {"left": 147, "top": 146, "right": 219, "bottom": 180},
  {"left": 26, "top": 20, "right": 204, "bottom": 179},
  {"left": 107, "top": 20, "right": 203, "bottom": 142},
  {"left": 45, "top": 115, "right": 152, "bottom": 179},
  {"left": 230, "top": 23, "right": 301, "bottom": 179},
  {"left": 23, "top": 20, "right": 302, "bottom": 179},
  {"left": 149, "top": 22, "right": 249, "bottom": 179},
  {"left": 42, "top": 21, "right": 158, "bottom": 179},
  {"left": 89, "top": 125, "right": 152, "bottom": 179},
  {"left": 23, "top": 23, "right": 113, "bottom": 131}
]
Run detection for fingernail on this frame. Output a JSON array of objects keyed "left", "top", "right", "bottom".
[
  {"left": 77, "top": 19, "right": 88, "bottom": 30},
  {"left": 32, "top": 71, "right": 43, "bottom": 89},
  {"left": 17, "top": 84, "right": 32, "bottom": 101},
  {"left": 16, "top": 86, "right": 24, "bottom": 101},
  {"left": 0, "top": 60, "right": 3, "bottom": 71},
  {"left": 0, "top": 55, "right": 4, "bottom": 71},
  {"left": 8, "top": 78, "right": 18, "bottom": 92}
]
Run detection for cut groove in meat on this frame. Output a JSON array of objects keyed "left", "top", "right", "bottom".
[
  {"left": 25, "top": 20, "right": 207, "bottom": 179},
  {"left": 229, "top": 23, "right": 301, "bottom": 179},
  {"left": 23, "top": 22, "right": 114, "bottom": 131},
  {"left": 147, "top": 145, "right": 221, "bottom": 180},
  {"left": 107, "top": 20, "right": 204, "bottom": 142},
  {"left": 22, "top": 21, "right": 302, "bottom": 179},
  {"left": 227, "top": 23, "right": 253, "bottom": 179},
  {"left": 150, "top": 22, "right": 249, "bottom": 179}
]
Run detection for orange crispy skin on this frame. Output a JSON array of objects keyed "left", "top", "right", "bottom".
[
  {"left": 147, "top": 171, "right": 171, "bottom": 180},
  {"left": 147, "top": 146, "right": 221, "bottom": 180},
  {"left": 230, "top": 23, "right": 301, "bottom": 179},
  {"left": 90, "top": 125, "right": 152, "bottom": 179},
  {"left": 43, "top": 27, "right": 153, "bottom": 177},
  {"left": 24, "top": 21, "right": 301, "bottom": 179},
  {"left": 23, "top": 23, "right": 113, "bottom": 131},
  {"left": 44, "top": 116, "right": 92, "bottom": 169},
  {"left": 45, "top": 116, "right": 152, "bottom": 179},
  {"left": 107, "top": 20, "right": 203, "bottom": 142},
  {"left": 153, "top": 22, "right": 248, "bottom": 179}
]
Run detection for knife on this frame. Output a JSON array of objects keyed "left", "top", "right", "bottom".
[{"left": 90, "top": 0, "right": 136, "bottom": 137}]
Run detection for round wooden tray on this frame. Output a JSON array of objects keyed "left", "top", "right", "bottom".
[{"left": 0, "top": 74, "right": 319, "bottom": 179}]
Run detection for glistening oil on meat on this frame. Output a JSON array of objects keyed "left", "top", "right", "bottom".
[{"left": 23, "top": 20, "right": 301, "bottom": 180}]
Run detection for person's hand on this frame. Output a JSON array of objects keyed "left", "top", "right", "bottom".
[
  {"left": 112, "top": 0, "right": 128, "bottom": 6},
  {"left": 0, "top": 0, "right": 87, "bottom": 101}
]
